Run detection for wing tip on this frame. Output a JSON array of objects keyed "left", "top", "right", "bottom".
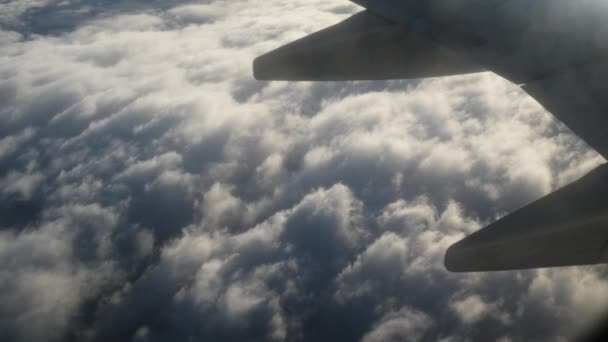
[
  {"left": 252, "top": 55, "right": 270, "bottom": 81},
  {"left": 443, "top": 246, "right": 460, "bottom": 272},
  {"left": 253, "top": 50, "right": 305, "bottom": 81},
  {"left": 444, "top": 241, "right": 476, "bottom": 273}
]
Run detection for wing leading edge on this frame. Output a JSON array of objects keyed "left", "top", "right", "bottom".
[{"left": 253, "top": 11, "right": 484, "bottom": 81}]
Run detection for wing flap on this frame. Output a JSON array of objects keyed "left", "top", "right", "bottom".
[
  {"left": 445, "top": 163, "right": 608, "bottom": 272},
  {"left": 253, "top": 11, "right": 483, "bottom": 81}
]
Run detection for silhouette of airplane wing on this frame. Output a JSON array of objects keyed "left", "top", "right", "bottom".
[
  {"left": 254, "top": 11, "right": 483, "bottom": 81},
  {"left": 523, "top": 62, "right": 608, "bottom": 159},
  {"left": 253, "top": 1, "right": 608, "bottom": 272},
  {"left": 445, "top": 163, "right": 608, "bottom": 271}
]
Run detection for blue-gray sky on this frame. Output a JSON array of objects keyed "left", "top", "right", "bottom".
[{"left": 0, "top": 1, "right": 607, "bottom": 341}]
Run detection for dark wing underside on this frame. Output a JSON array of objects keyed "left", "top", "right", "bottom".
[
  {"left": 523, "top": 61, "right": 608, "bottom": 159},
  {"left": 447, "top": 61, "right": 608, "bottom": 271},
  {"left": 446, "top": 163, "right": 608, "bottom": 272},
  {"left": 254, "top": 11, "right": 483, "bottom": 81}
]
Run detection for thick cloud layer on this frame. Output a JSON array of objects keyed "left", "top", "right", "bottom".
[{"left": 1, "top": 0, "right": 607, "bottom": 341}]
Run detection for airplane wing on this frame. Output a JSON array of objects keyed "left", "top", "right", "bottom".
[
  {"left": 253, "top": 2, "right": 608, "bottom": 272},
  {"left": 522, "top": 61, "right": 608, "bottom": 159},
  {"left": 446, "top": 61, "right": 608, "bottom": 272},
  {"left": 253, "top": 11, "right": 484, "bottom": 81},
  {"left": 445, "top": 163, "right": 608, "bottom": 272}
]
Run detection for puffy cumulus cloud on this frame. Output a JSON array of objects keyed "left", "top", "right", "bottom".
[
  {"left": 361, "top": 308, "right": 433, "bottom": 342},
  {"left": 450, "top": 295, "right": 491, "bottom": 324},
  {"left": 0, "top": 203, "right": 118, "bottom": 342},
  {"left": 0, "top": 0, "right": 607, "bottom": 341},
  {"left": 335, "top": 232, "right": 410, "bottom": 302},
  {"left": 0, "top": 0, "right": 58, "bottom": 27}
]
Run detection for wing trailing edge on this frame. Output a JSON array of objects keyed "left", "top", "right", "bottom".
[
  {"left": 253, "top": 11, "right": 483, "bottom": 81},
  {"left": 445, "top": 163, "right": 608, "bottom": 272}
]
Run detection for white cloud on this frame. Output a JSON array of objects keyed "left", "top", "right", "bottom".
[
  {"left": 169, "top": 4, "right": 228, "bottom": 25},
  {"left": 1, "top": 170, "right": 44, "bottom": 199},
  {"left": 451, "top": 295, "right": 490, "bottom": 324},
  {"left": 0, "top": 0, "right": 606, "bottom": 341},
  {"left": 361, "top": 308, "right": 433, "bottom": 342},
  {"left": 0, "top": 0, "right": 58, "bottom": 27}
]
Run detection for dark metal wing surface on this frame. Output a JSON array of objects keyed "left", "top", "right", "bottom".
[
  {"left": 446, "top": 163, "right": 608, "bottom": 272},
  {"left": 522, "top": 62, "right": 608, "bottom": 159},
  {"left": 254, "top": 11, "right": 483, "bottom": 81}
]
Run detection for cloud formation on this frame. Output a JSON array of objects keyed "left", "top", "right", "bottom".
[{"left": 0, "top": 0, "right": 607, "bottom": 341}]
